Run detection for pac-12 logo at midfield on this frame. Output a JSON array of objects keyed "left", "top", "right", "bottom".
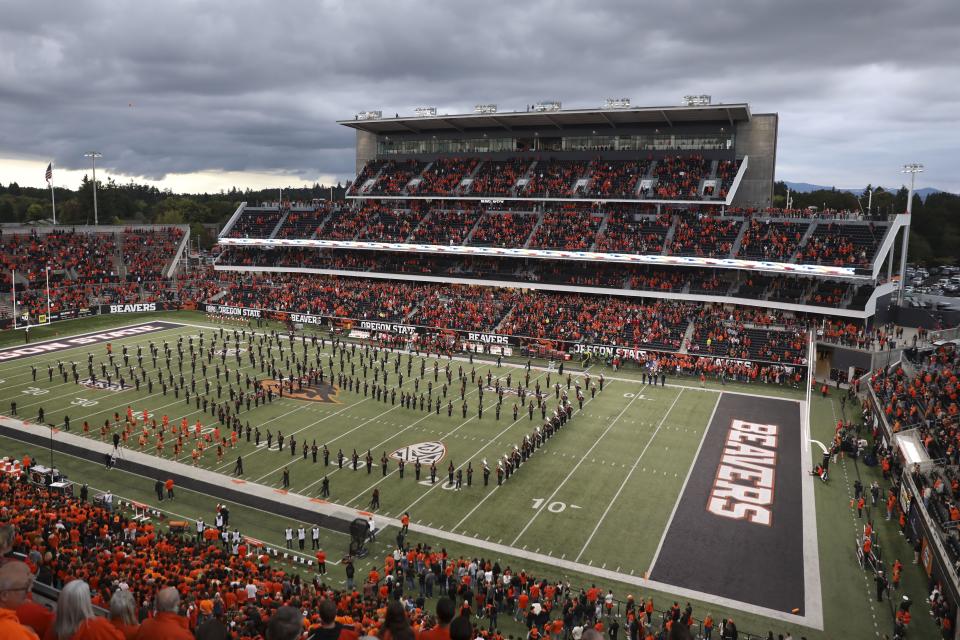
[{"left": 389, "top": 441, "right": 446, "bottom": 464}]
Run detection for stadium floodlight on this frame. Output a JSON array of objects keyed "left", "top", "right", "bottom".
[
  {"left": 682, "top": 95, "right": 712, "bottom": 106},
  {"left": 356, "top": 111, "right": 382, "bottom": 120},
  {"left": 474, "top": 104, "right": 498, "bottom": 114},
  {"left": 897, "top": 163, "right": 924, "bottom": 306},
  {"left": 604, "top": 98, "right": 631, "bottom": 109},
  {"left": 532, "top": 101, "right": 562, "bottom": 112},
  {"left": 83, "top": 152, "right": 102, "bottom": 225},
  {"left": 414, "top": 107, "right": 437, "bottom": 117}
]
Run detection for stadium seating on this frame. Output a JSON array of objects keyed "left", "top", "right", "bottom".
[
  {"left": 799, "top": 221, "right": 887, "bottom": 268},
  {"left": 528, "top": 209, "right": 602, "bottom": 250},
  {"left": 467, "top": 212, "right": 538, "bottom": 248},
  {"left": 668, "top": 213, "right": 741, "bottom": 257},
  {"left": 595, "top": 212, "right": 670, "bottom": 255},
  {"left": 469, "top": 159, "right": 533, "bottom": 196},
  {"left": 228, "top": 208, "right": 284, "bottom": 239},
  {"left": 736, "top": 220, "right": 809, "bottom": 261},
  {"left": 349, "top": 155, "right": 743, "bottom": 201},
  {"left": 407, "top": 157, "right": 479, "bottom": 196},
  {"left": 274, "top": 205, "right": 332, "bottom": 239}
]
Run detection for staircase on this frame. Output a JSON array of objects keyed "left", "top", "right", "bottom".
[
  {"left": 791, "top": 222, "right": 818, "bottom": 263},
  {"left": 661, "top": 215, "right": 678, "bottom": 255},
  {"left": 463, "top": 212, "right": 487, "bottom": 245},
  {"left": 405, "top": 209, "right": 431, "bottom": 243},
  {"left": 268, "top": 209, "right": 291, "bottom": 239},
  {"left": 522, "top": 213, "right": 545, "bottom": 249},
  {"left": 678, "top": 321, "right": 695, "bottom": 354},
  {"left": 512, "top": 161, "right": 539, "bottom": 197},
  {"left": 729, "top": 219, "right": 749, "bottom": 258},
  {"left": 590, "top": 211, "right": 611, "bottom": 251},
  {"left": 404, "top": 161, "right": 434, "bottom": 195},
  {"left": 310, "top": 209, "right": 337, "bottom": 240},
  {"left": 112, "top": 231, "right": 127, "bottom": 280},
  {"left": 460, "top": 161, "right": 486, "bottom": 195}
]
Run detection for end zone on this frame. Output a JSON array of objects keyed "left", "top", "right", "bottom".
[
  {"left": 0, "top": 321, "right": 184, "bottom": 363},
  {"left": 648, "top": 393, "right": 821, "bottom": 627}
]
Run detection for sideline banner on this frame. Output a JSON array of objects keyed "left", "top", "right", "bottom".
[{"left": 100, "top": 303, "right": 168, "bottom": 314}]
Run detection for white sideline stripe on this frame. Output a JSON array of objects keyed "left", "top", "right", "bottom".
[
  {"left": 510, "top": 384, "right": 646, "bottom": 546},
  {"left": 576, "top": 387, "right": 686, "bottom": 562},
  {"left": 800, "top": 331, "right": 824, "bottom": 629},
  {"left": 0, "top": 414, "right": 823, "bottom": 631},
  {"left": 645, "top": 391, "right": 720, "bottom": 573}
]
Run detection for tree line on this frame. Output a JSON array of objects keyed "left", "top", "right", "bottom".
[{"left": 0, "top": 178, "right": 347, "bottom": 248}]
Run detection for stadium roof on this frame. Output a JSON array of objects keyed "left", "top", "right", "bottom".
[{"left": 338, "top": 103, "right": 752, "bottom": 134}]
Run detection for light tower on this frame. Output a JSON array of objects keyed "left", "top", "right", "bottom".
[
  {"left": 897, "top": 163, "right": 923, "bottom": 306},
  {"left": 83, "top": 152, "right": 103, "bottom": 225}
]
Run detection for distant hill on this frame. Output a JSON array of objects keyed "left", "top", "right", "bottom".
[{"left": 782, "top": 181, "right": 948, "bottom": 201}]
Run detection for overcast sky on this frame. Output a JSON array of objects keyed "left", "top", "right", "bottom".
[{"left": 1, "top": 0, "right": 958, "bottom": 193}]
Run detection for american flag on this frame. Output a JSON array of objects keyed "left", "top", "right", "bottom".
[{"left": 45, "top": 163, "right": 52, "bottom": 183}]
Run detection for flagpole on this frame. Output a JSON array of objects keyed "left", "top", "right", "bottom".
[
  {"left": 50, "top": 181, "right": 57, "bottom": 225},
  {"left": 45, "top": 266, "right": 52, "bottom": 325},
  {"left": 11, "top": 269, "right": 16, "bottom": 331}
]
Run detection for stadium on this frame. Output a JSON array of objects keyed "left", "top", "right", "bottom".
[{"left": 0, "top": 97, "right": 956, "bottom": 640}]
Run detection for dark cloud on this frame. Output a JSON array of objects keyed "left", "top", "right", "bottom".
[{"left": 1, "top": 0, "right": 958, "bottom": 190}]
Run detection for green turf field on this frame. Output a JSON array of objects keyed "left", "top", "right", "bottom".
[{"left": 0, "top": 311, "right": 939, "bottom": 639}]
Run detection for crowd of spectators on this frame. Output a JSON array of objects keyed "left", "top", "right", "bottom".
[
  {"left": 736, "top": 220, "right": 808, "bottom": 261},
  {"left": 648, "top": 156, "right": 709, "bottom": 200},
  {"left": 467, "top": 213, "right": 538, "bottom": 248},
  {"left": 469, "top": 159, "right": 532, "bottom": 197},
  {"left": 595, "top": 212, "right": 670, "bottom": 255},
  {"left": 0, "top": 474, "right": 757, "bottom": 640},
  {"left": 366, "top": 160, "right": 425, "bottom": 196},
  {"left": 408, "top": 286, "right": 522, "bottom": 333},
  {"left": 799, "top": 223, "right": 884, "bottom": 268},
  {"left": 580, "top": 160, "right": 648, "bottom": 198},
  {"left": 499, "top": 295, "right": 692, "bottom": 351},
  {"left": 122, "top": 228, "right": 185, "bottom": 281},
  {"left": 348, "top": 155, "right": 746, "bottom": 202},
  {"left": 275, "top": 206, "right": 333, "bottom": 240},
  {"left": 228, "top": 202, "right": 894, "bottom": 270},
  {"left": 228, "top": 210, "right": 285, "bottom": 239},
  {"left": 527, "top": 210, "right": 602, "bottom": 251},
  {"left": 358, "top": 204, "right": 429, "bottom": 243},
  {"left": 408, "top": 209, "right": 482, "bottom": 246},
  {"left": 668, "top": 213, "right": 739, "bottom": 258},
  {"left": 408, "top": 158, "right": 479, "bottom": 196},
  {"left": 523, "top": 160, "right": 587, "bottom": 198},
  {"left": 0, "top": 228, "right": 192, "bottom": 322}
]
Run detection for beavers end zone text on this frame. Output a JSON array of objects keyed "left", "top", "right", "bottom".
[{"left": 650, "top": 393, "right": 805, "bottom": 614}]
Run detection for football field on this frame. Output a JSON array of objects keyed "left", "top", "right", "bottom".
[{"left": 0, "top": 312, "right": 830, "bottom": 634}]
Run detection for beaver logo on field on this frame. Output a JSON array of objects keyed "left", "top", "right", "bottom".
[
  {"left": 259, "top": 379, "right": 339, "bottom": 403},
  {"left": 389, "top": 441, "right": 446, "bottom": 465},
  {"left": 80, "top": 378, "right": 126, "bottom": 392}
]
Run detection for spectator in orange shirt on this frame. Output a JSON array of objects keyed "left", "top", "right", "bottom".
[
  {"left": 417, "top": 597, "right": 453, "bottom": 640},
  {"left": 0, "top": 561, "right": 40, "bottom": 640}
]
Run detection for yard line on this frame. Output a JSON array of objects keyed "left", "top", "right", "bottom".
[
  {"left": 337, "top": 366, "right": 557, "bottom": 500},
  {"left": 208, "top": 396, "right": 372, "bottom": 471},
  {"left": 450, "top": 391, "right": 601, "bottom": 531},
  {"left": 399, "top": 372, "right": 603, "bottom": 517},
  {"left": 574, "top": 387, "right": 686, "bottom": 562},
  {"left": 645, "top": 391, "right": 721, "bottom": 574},
  {"left": 509, "top": 383, "right": 647, "bottom": 546},
  {"left": 251, "top": 403, "right": 405, "bottom": 482}
]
